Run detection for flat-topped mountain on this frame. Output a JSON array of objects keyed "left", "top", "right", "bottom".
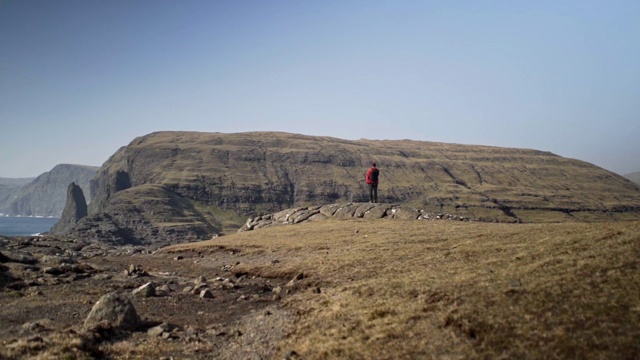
[
  {"left": 1, "top": 164, "right": 99, "bottom": 217},
  {"left": 62, "top": 131, "right": 640, "bottom": 245}
]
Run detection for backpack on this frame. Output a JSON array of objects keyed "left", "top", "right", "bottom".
[{"left": 370, "top": 168, "right": 379, "bottom": 182}]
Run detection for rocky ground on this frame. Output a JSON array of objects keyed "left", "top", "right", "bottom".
[{"left": 0, "top": 235, "right": 304, "bottom": 359}]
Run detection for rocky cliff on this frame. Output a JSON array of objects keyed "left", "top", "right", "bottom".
[
  {"left": 0, "top": 178, "right": 34, "bottom": 215},
  {"left": 51, "top": 182, "right": 88, "bottom": 235},
  {"left": 1, "top": 164, "right": 98, "bottom": 217},
  {"left": 72, "top": 131, "right": 640, "bottom": 244}
]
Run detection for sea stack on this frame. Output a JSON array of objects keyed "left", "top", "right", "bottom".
[{"left": 51, "top": 182, "right": 88, "bottom": 235}]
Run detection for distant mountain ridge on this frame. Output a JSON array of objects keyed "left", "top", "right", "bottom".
[
  {"left": 0, "top": 164, "right": 99, "bottom": 217},
  {"left": 58, "top": 131, "right": 640, "bottom": 245},
  {"left": 624, "top": 172, "right": 640, "bottom": 186}
]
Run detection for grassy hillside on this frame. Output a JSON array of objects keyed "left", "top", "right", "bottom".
[
  {"left": 167, "top": 219, "right": 640, "bottom": 359},
  {"left": 89, "top": 131, "right": 640, "bottom": 227}
]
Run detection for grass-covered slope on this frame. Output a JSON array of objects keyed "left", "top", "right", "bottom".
[
  {"left": 89, "top": 131, "right": 640, "bottom": 226},
  {"left": 167, "top": 219, "right": 640, "bottom": 359},
  {"left": 70, "top": 131, "right": 640, "bottom": 245}
]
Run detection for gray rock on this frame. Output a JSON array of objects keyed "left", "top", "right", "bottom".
[
  {"left": 132, "top": 282, "right": 156, "bottom": 297},
  {"left": 40, "top": 255, "right": 75, "bottom": 265},
  {"left": 362, "top": 204, "right": 393, "bottom": 219},
  {"left": 319, "top": 204, "right": 342, "bottom": 217},
  {"left": 194, "top": 276, "right": 207, "bottom": 285},
  {"left": 333, "top": 203, "right": 359, "bottom": 219},
  {"left": 391, "top": 205, "right": 421, "bottom": 220},
  {"left": 84, "top": 292, "right": 141, "bottom": 331},
  {"left": 42, "top": 266, "right": 63, "bottom": 275},
  {"left": 182, "top": 286, "right": 194, "bottom": 293},
  {"left": 156, "top": 284, "right": 171, "bottom": 296},
  {"left": 354, "top": 203, "right": 377, "bottom": 218},
  {"left": 200, "top": 289, "right": 214, "bottom": 298},
  {"left": 148, "top": 322, "right": 172, "bottom": 337}
]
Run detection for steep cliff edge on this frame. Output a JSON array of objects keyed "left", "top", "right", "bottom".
[
  {"left": 1, "top": 164, "right": 98, "bottom": 217},
  {"left": 51, "top": 182, "right": 88, "bottom": 235},
  {"left": 75, "top": 131, "right": 640, "bottom": 244},
  {"left": 0, "top": 178, "right": 34, "bottom": 214}
]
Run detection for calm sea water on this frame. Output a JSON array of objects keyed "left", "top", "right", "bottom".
[{"left": 0, "top": 216, "right": 60, "bottom": 236}]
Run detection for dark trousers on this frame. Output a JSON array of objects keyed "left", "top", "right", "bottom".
[{"left": 369, "top": 183, "right": 378, "bottom": 203}]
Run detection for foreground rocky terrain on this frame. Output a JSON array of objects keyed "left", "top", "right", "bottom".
[
  {"left": 1, "top": 216, "right": 639, "bottom": 359},
  {"left": 0, "top": 234, "right": 298, "bottom": 359}
]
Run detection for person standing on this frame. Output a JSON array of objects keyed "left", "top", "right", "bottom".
[{"left": 366, "top": 162, "right": 380, "bottom": 203}]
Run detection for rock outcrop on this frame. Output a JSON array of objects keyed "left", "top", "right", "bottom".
[
  {"left": 1, "top": 164, "right": 98, "bottom": 217},
  {"left": 69, "top": 184, "right": 220, "bottom": 246},
  {"left": 70, "top": 131, "right": 640, "bottom": 244},
  {"left": 239, "top": 203, "right": 470, "bottom": 232},
  {"left": 51, "top": 182, "right": 88, "bottom": 235}
]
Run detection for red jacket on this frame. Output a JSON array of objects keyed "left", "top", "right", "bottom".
[{"left": 366, "top": 167, "right": 379, "bottom": 185}]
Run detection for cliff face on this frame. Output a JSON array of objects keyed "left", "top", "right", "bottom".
[
  {"left": 77, "top": 131, "right": 640, "bottom": 244},
  {"left": 1, "top": 164, "right": 99, "bottom": 217},
  {"left": 51, "top": 182, "right": 88, "bottom": 235},
  {"left": 0, "top": 178, "right": 34, "bottom": 214}
]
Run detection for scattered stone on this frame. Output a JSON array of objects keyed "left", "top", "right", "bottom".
[
  {"left": 42, "top": 266, "right": 63, "bottom": 275},
  {"left": 126, "top": 264, "right": 149, "bottom": 277},
  {"left": 174, "top": 255, "right": 184, "bottom": 260},
  {"left": 194, "top": 276, "right": 207, "bottom": 285},
  {"left": 200, "top": 289, "right": 214, "bottom": 299},
  {"left": 132, "top": 282, "right": 156, "bottom": 298},
  {"left": 148, "top": 322, "right": 174, "bottom": 337},
  {"left": 84, "top": 292, "right": 141, "bottom": 331},
  {"left": 156, "top": 284, "right": 171, "bottom": 296},
  {"left": 183, "top": 286, "right": 194, "bottom": 293}
]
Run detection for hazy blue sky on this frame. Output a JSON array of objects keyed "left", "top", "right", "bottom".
[{"left": 1, "top": 0, "right": 639, "bottom": 177}]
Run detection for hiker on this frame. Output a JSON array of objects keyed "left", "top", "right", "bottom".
[{"left": 366, "top": 162, "right": 380, "bottom": 203}]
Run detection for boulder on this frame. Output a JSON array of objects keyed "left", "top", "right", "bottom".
[
  {"left": 83, "top": 292, "right": 141, "bottom": 331},
  {"left": 392, "top": 205, "right": 421, "bottom": 220},
  {"left": 132, "top": 282, "right": 156, "bottom": 298}
]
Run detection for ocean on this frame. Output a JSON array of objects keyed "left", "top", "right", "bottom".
[{"left": 0, "top": 216, "right": 60, "bottom": 237}]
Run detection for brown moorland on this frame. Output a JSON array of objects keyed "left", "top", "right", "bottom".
[
  {"left": 1, "top": 218, "right": 639, "bottom": 359},
  {"left": 166, "top": 218, "right": 640, "bottom": 359}
]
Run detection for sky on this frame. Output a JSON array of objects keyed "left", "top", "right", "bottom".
[{"left": 1, "top": 0, "right": 639, "bottom": 178}]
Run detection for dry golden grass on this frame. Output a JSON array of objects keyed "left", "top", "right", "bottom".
[{"left": 169, "top": 219, "right": 640, "bottom": 359}]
